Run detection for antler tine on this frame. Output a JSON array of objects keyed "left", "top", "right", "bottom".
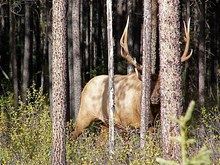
[
  {"left": 120, "top": 16, "right": 143, "bottom": 71},
  {"left": 120, "top": 17, "right": 129, "bottom": 57},
  {"left": 181, "top": 18, "right": 193, "bottom": 62}
]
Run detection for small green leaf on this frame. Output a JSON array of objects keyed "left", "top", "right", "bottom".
[
  {"left": 184, "top": 101, "right": 195, "bottom": 123},
  {"left": 186, "top": 139, "right": 196, "bottom": 145},
  {"left": 170, "top": 136, "right": 182, "bottom": 143},
  {"left": 156, "top": 158, "right": 179, "bottom": 165},
  {"left": 168, "top": 116, "right": 180, "bottom": 124},
  {"left": 190, "top": 146, "right": 212, "bottom": 165}
]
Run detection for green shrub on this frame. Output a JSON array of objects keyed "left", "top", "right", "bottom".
[
  {"left": 156, "top": 101, "right": 212, "bottom": 165},
  {"left": 1, "top": 86, "right": 219, "bottom": 165},
  {"left": 66, "top": 125, "right": 162, "bottom": 165},
  {"left": 0, "top": 84, "right": 52, "bottom": 165},
  {"left": 188, "top": 106, "right": 220, "bottom": 164}
]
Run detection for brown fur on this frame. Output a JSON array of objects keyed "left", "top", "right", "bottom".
[{"left": 72, "top": 73, "right": 160, "bottom": 139}]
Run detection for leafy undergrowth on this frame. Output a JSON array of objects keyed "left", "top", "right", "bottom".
[
  {"left": 66, "top": 126, "right": 162, "bottom": 165},
  {"left": 0, "top": 85, "right": 220, "bottom": 164},
  {"left": 187, "top": 106, "right": 220, "bottom": 164},
  {"left": 157, "top": 101, "right": 212, "bottom": 165},
  {"left": 0, "top": 84, "right": 51, "bottom": 165}
]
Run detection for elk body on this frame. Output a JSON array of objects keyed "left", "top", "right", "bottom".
[
  {"left": 72, "top": 73, "right": 160, "bottom": 139},
  {"left": 72, "top": 18, "right": 192, "bottom": 139}
]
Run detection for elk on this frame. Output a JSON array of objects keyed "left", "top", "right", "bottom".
[{"left": 72, "top": 18, "right": 192, "bottom": 140}]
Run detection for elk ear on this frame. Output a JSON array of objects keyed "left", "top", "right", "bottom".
[{"left": 135, "top": 68, "right": 142, "bottom": 81}]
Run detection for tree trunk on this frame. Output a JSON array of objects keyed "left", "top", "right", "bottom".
[
  {"left": 197, "top": 1, "right": 206, "bottom": 108},
  {"left": 158, "top": 0, "right": 181, "bottom": 161},
  {"left": 83, "top": 1, "right": 90, "bottom": 82},
  {"left": 0, "top": 2, "right": 5, "bottom": 32},
  {"left": 151, "top": 0, "right": 158, "bottom": 74},
  {"left": 106, "top": 0, "right": 115, "bottom": 159},
  {"left": 140, "top": 0, "right": 151, "bottom": 150},
  {"left": 89, "top": 0, "right": 93, "bottom": 76},
  {"left": 67, "top": 0, "right": 73, "bottom": 121},
  {"left": 9, "top": 0, "right": 18, "bottom": 106},
  {"left": 22, "top": 0, "right": 31, "bottom": 102},
  {"left": 126, "top": 0, "right": 134, "bottom": 74},
  {"left": 52, "top": 0, "right": 67, "bottom": 164},
  {"left": 72, "top": 0, "right": 81, "bottom": 120},
  {"left": 41, "top": 0, "right": 49, "bottom": 92},
  {"left": 33, "top": 1, "right": 42, "bottom": 88},
  {"left": 216, "top": 1, "right": 220, "bottom": 110},
  {"left": 48, "top": 28, "right": 53, "bottom": 115}
]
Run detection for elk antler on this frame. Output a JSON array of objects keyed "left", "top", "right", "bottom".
[
  {"left": 120, "top": 17, "right": 192, "bottom": 69},
  {"left": 120, "top": 17, "right": 143, "bottom": 71},
  {"left": 181, "top": 18, "right": 193, "bottom": 62}
]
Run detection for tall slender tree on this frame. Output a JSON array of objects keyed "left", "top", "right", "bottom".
[
  {"left": 67, "top": 0, "right": 73, "bottom": 121},
  {"left": 140, "top": 0, "right": 151, "bottom": 149},
  {"left": 9, "top": 0, "right": 18, "bottom": 106},
  {"left": 197, "top": 1, "right": 206, "bottom": 108},
  {"left": 22, "top": 0, "right": 31, "bottom": 102},
  {"left": 106, "top": 0, "right": 115, "bottom": 158},
  {"left": 51, "top": 0, "right": 67, "bottom": 164},
  {"left": 126, "top": 0, "right": 134, "bottom": 74},
  {"left": 72, "top": 0, "right": 81, "bottom": 120},
  {"left": 158, "top": 0, "right": 181, "bottom": 160}
]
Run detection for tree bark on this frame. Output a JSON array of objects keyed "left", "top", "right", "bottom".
[
  {"left": 40, "top": 0, "right": 49, "bottom": 92},
  {"left": 22, "top": 0, "right": 31, "bottom": 102},
  {"left": 126, "top": 0, "right": 134, "bottom": 74},
  {"left": 106, "top": 0, "right": 115, "bottom": 158},
  {"left": 9, "top": 0, "right": 18, "bottom": 106},
  {"left": 140, "top": 0, "right": 151, "bottom": 150},
  {"left": 158, "top": 0, "right": 181, "bottom": 161},
  {"left": 66, "top": 0, "right": 72, "bottom": 121},
  {"left": 216, "top": 1, "right": 220, "bottom": 110},
  {"left": 72, "top": 0, "right": 82, "bottom": 120},
  {"left": 151, "top": 0, "right": 158, "bottom": 74},
  {"left": 197, "top": 1, "right": 206, "bottom": 108},
  {"left": 52, "top": 0, "right": 67, "bottom": 164},
  {"left": 89, "top": 0, "right": 93, "bottom": 75}
]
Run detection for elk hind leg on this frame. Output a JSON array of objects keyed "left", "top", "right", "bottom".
[{"left": 72, "top": 113, "right": 95, "bottom": 140}]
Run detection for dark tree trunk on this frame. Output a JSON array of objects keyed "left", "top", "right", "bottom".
[
  {"left": 89, "top": 0, "right": 93, "bottom": 75},
  {"left": 22, "top": 0, "right": 31, "bottom": 102},
  {"left": 47, "top": 1, "right": 53, "bottom": 109},
  {"left": 126, "top": 0, "right": 134, "bottom": 74},
  {"left": 209, "top": 0, "right": 219, "bottom": 109},
  {"left": 9, "top": 0, "right": 18, "bottom": 106},
  {"left": 40, "top": 0, "right": 49, "bottom": 92},
  {"left": 67, "top": 0, "right": 73, "bottom": 121},
  {"left": 34, "top": 1, "right": 43, "bottom": 88},
  {"left": 197, "top": 1, "right": 206, "bottom": 108},
  {"left": 216, "top": 1, "right": 220, "bottom": 110},
  {"left": 72, "top": 0, "right": 82, "bottom": 120},
  {"left": 158, "top": 0, "right": 181, "bottom": 160}
]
